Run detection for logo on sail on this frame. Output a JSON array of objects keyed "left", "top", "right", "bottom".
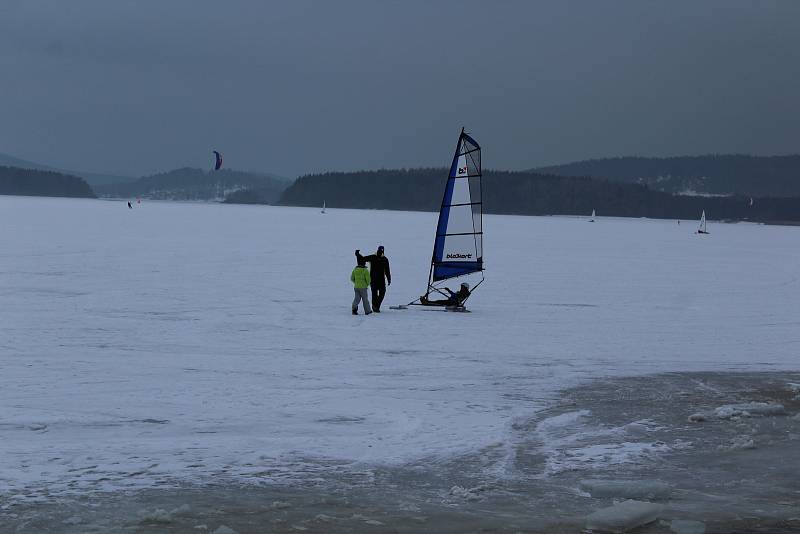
[
  {"left": 447, "top": 253, "right": 472, "bottom": 259},
  {"left": 457, "top": 166, "right": 468, "bottom": 175}
]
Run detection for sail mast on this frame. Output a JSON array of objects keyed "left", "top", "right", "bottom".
[{"left": 427, "top": 128, "right": 467, "bottom": 289}]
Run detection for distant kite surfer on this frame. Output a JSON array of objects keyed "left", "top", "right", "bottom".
[
  {"left": 213, "top": 150, "right": 223, "bottom": 171},
  {"left": 127, "top": 201, "right": 132, "bottom": 209},
  {"left": 356, "top": 246, "right": 391, "bottom": 313},
  {"left": 420, "top": 282, "right": 471, "bottom": 307}
]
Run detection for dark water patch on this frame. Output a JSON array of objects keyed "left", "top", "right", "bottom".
[
  {"left": 2, "top": 372, "right": 799, "bottom": 532},
  {"left": 536, "top": 302, "right": 599, "bottom": 308},
  {"left": 316, "top": 416, "right": 366, "bottom": 424}
]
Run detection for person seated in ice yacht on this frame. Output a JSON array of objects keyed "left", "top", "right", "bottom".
[{"left": 420, "top": 282, "right": 471, "bottom": 307}]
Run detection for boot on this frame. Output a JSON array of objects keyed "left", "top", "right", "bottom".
[{"left": 352, "top": 309, "right": 358, "bottom": 315}]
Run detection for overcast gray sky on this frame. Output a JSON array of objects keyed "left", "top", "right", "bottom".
[{"left": 1, "top": 1, "right": 798, "bottom": 178}]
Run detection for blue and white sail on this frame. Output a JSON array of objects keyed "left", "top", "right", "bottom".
[{"left": 431, "top": 129, "right": 483, "bottom": 282}]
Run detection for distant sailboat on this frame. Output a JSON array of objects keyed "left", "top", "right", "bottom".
[
  {"left": 321, "top": 201, "right": 326, "bottom": 214},
  {"left": 696, "top": 210, "right": 709, "bottom": 234},
  {"left": 589, "top": 209, "right": 596, "bottom": 222}
]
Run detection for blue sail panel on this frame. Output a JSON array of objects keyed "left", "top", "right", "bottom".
[{"left": 433, "top": 261, "right": 483, "bottom": 281}]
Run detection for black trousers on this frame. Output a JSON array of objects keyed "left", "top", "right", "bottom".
[{"left": 371, "top": 283, "right": 386, "bottom": 310}]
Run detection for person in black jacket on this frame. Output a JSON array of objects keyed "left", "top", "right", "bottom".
[
  {"left": 355, "top": 246, "right": 391, "bottom": 312},
  {"left": 420, "top": 282, "right": 471, "bottom": 307}
]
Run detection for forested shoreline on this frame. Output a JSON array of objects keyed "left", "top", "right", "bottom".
[
  {"left": 276, "top": 168, "right": 800, "bottom": 223},
  {"left": 536, "top": 155, "right": 800, "bottom": 197},
  {"left": 0, "top": 166, "right": 96, "bottom": 198}
]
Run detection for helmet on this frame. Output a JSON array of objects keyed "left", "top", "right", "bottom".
[{"left": 460, "top": 282, "right": 469, "bottom": 290}]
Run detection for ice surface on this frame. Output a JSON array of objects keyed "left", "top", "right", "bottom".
[
  {"left": 585, "top": 499, "right": 662, "bottom": 533},
  {"left": 716, "top": 435, "right": 756, "bottom": 451},
  {"left": 138, "top": 504, "right": 190, "bottom": 524},
  {"left": 714, "top": 402, "right": 785, "bottom": 418},
  {"left": 533, "top": 411, "right": 671, "bottom": 475},
  {"left": 138, "top": 508, "right": 174, "bottom": 524},
  {"left": 579, "top": 479, "right": 672, "bottom": 500},
  {"left": 447, "top": 484, "right": 493, "bottom": 501},
  {"left": 1, "top": 196, "right": 800, "bottom": 499},
  {"left": 670, "top": 519, "right": 706, "bottom": 534},
  {"left": 690, "top": 402, "right": 786, "bottom": 422}
]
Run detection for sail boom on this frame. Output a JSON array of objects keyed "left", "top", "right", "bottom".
[
  {"left": 442, "top": 201, "right": 482, "bottom": 208},
  {"left": 437, "top": 231, "right": 484, "bottom": 237},
  {"left": 432, "top": 262, "right": 483, "bottom": 282}
]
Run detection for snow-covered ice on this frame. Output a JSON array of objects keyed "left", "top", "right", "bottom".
[
  {"left": 585, "top": 499, "right": 663, "bottom": 533},
  {"left": 1, "top": 196, "right": 799, "bottom": 502},
  {"left": 689, "top": 401, "right": 786, "bottom": 422}
]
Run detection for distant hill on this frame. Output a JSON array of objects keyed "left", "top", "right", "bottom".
[
  {"left": 222, "top": 189, "right": 275, "bottom": 204},
  {"left": 0, "top": 166, "right": 96, "bottom": 198},
  {"left": 0, "top": 153, "right": 53, "bottom": 171},
  {"left": 95, "top": 167, "right": 288, "bottom": 203},
  {"left": 534, "top": 155, "right": 800, "bottom": 197},
  {"left": 278, "top": 168, "right": 800, "bottom": 223},
  {"left": 0, "top": 152, "right": 136, "bottom": 187}
]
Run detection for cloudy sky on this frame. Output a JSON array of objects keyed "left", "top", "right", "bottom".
[{"left": 1, "top": 1, "right": 798, "bottom": 178}]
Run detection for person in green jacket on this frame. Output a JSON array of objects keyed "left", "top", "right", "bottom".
[{"left": 351, "top": 256, "right": 372, "bottom": 315}]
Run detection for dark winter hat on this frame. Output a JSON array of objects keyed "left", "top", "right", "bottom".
[{"left": 377, "top": 245, "right": 384, "bottom": 252}]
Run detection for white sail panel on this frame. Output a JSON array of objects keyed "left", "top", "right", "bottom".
[{"left": 442, "top": 234, "right": 479, "bottom": 263}]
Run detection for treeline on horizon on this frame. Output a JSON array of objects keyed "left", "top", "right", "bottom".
[
  {"left": 536, "top": 154, "right": 800, "bottom": 197},
  {"left": 0, "top": 166, "right": 95, "bottom": 198},
  {"left": 2, "top": 154, "right": 799, "bottom": 224},
  {"left": 94, "top": 167, "right": 286, "bottom": 202},
  {"left": 278, "top": 168, "right": 800, "bottom": 223}
]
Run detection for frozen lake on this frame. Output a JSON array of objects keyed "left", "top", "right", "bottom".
[{"left": 1, "top": 196, "right": 799, "bottom": 530}]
